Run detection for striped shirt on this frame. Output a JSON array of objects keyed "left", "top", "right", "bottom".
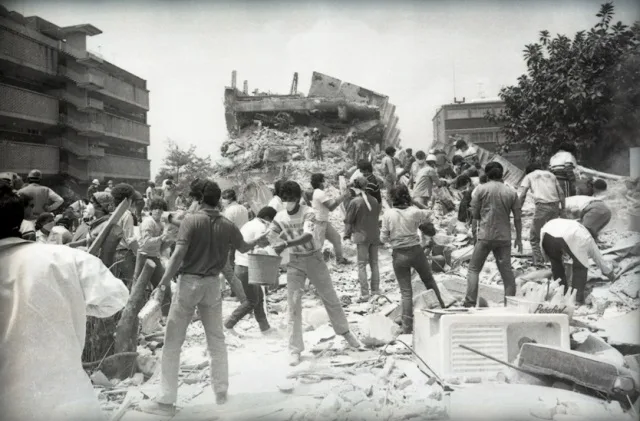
[{"left": 269, "top": 205, "right": 318, "bottom": 254}]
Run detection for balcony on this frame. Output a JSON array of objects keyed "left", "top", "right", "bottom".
[
  {"left": 100, "top": 75, "right": 150, "bottom": 111},
  {"left": 78, "top": 71, "right": 105, "bottom": 91},
  {"left": 79, "top": 97, "right": 104, "bottom": 112},
  {"left": 78, "top": 50, "right": 104, "bottom": 67},
  {"left": 60, "top": 113, "right": 105, "bottom": 137},
  {"left": 88, "top": 154, "right": 150, "bottom": 180},
  {"left": 0, "top": 27, "right": 58, "bottom": 75},
  {"left": 0, "top": 140, "right": 60, "bottom": 174},
  {"left": 102, "top": 113, "right": 150, "bottom": 145},
  {"left": 50, "top": 88, "right": 86, "bottom": 109},
  {"left": 58, "top": 40, "right": 87, "bottom": 61},
  {"left": 0, "top": 83, "right": 59, "bottom": 126}
]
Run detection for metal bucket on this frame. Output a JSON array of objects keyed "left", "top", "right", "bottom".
[{"left": 248, "top": 253, "right": 282, "bottom": 286}]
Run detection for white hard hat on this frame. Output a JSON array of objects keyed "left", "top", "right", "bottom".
[
  {"left": 92, "top": 179, "right": 100, "bottom": 185},
  {"left": 426, "top": 154, "right": 437, "bottom": 162}
]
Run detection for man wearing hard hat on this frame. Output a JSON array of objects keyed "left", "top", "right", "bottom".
[
  {"left": 18, "top": 169, "right": 63, "bottom": 219},
  {"left": 87, "top": 179, "right": 100, "bottom": 201}
]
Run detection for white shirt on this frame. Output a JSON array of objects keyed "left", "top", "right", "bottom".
[
  {"left": 549, "top": 151, "right": 577, "bottom": 169},
  {"left": 565, "top": 195, "right": 602, "bottom": 213},
  {"left": 223, "top": 202, "right": 249, "bottom": 229},
  {"left": 267, "top": 196, "right": 285, "bottom": 213},
  {"left": 311, "top": 189, "right": 331, "bottom": 222},
  {"left": 236, "top": 218, "right": 270, "bottom": 267},
  {"left": 540, "top": 218, "right": 613, "bottom": 274},
  {"left": 0, "top": 238, "right": 129, "bottom": 421}
]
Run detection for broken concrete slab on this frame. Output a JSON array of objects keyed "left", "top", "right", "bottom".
[
  {"left": 359, "top": 314, "right": 398, "bottom": 347},
  {"left": 624, "top": 354, "right": 640, "bottom": 373},
  {"left": 596, "top": 309, "right": 640, "bottom": 353},
  {"left": 573, "top": 331, "right": 625, "bottom": 367}
]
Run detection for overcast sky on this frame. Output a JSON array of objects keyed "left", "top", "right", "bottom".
[{"left": 6, "top": 0, "right": 640, "bottom": 175}]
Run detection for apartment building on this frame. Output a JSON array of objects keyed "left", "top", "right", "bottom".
[
  {"left": 432, "top": 99, "right": 528, "bottom": 169},
  {"left": 0, "top": 7, "right": 150, "bottom": 192}
]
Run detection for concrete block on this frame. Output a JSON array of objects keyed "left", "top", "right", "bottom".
[
  {"left": 573, "top": 331, "right": 625, "bottom": 367},
  {"left": 624, "top": 354, "right": 640, "bottom": 373}
]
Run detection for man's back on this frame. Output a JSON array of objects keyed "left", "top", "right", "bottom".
[
  {"left": 18, "top": 184, "right": 50, "bottom": 215},
  {"left": 471, "top": 181, "right": 519, "bottom": 241},
  {"left": 223, "top": 202, "right": 249, "bottom": 229},
  {"left": 520, "top": 169, "right": 561, "bottom": 203},
  {"left": 347, "top": 194, "right": 380, "bottom": 243},
  {"left": 0, "top": 239, "right": 128, "bottom": 420}
]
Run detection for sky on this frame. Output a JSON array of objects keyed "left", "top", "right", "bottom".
[{"left": 6, "top": 0, "right": 640, "bottom": 176}]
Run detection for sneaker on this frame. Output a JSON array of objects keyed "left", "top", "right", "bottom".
[
  {"left": 138, "top": 399, "right": 176, "bottom": 416},
  {"left": 216, "top": 392, "right": 228, "bottom": 405},
  {"left": 289, "top": 353, "right": 301, "bottom": 366},
  {"left": 343, "top": 331, "right": 362, "bottom": 349}
]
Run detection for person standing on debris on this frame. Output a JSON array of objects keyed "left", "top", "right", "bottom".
[
  {"left": 381, "top": 185, "right": 445, "bottom": 333},
  {"left": 541, "top": 218, "right": 615, "bottom": 305},
  {"left": 163, "top": 179, "right": 178, "bottom": 211},
  {"left": 399, "top": 148, "right": 415, "bottom": 178},
  {"left": 412, "top": 154, "right": 441, "bottom": 208},
  {"left": 224, "top": 206, "right": 277, "bottom": 333},
  {"left": 222, "top": 189, "right": 249, "bottom": 266},
  {"left": 146, "top": 180, "right": 159, "bottom": 205},
  {"left": 454, "top": 175, "right": 477, "bottom": 225},
  {"left": 409, "top": 150, "right": 428, "bottom": 189},
  {"left": 0, "top": 184, "right": 129, "bottom": 421},
  {"left": 549, "top": 142, "right": 580, "bottom": 197},
  {"left": 310, "top": 173, "right": 350, "bottom": 265},
  {"left": 433, "top": 149, "right": 456, "bottom": 179},
  {"left": 311, "top": 128, "right": 324, "bottom": 161},
  {"left": 349, "top": 160, "right": 384, "bottom": 204},
  {"left": 454, "top": 139, "right": 479, "bottom": 167},
  {"left": 267, "top": 181, "right": 362, "bottom": 366},
  {"left": 518, "top": 162, "right": 566, "bottom": 266},
  {"left": 87, "top": 179, "right": 100, "bottom": 201},
  {"left": 381, "top": 146, "right": 398, "bottom": 193},
  {"left": 104, "top": 180, "right": 114, "bottom": 194},
  {"left": 111, "top": 184, "right": 138, "bottom": 284},
  {"left": 464, "top": 162, "right": 522, "bottom": 308},
  {"left": 18, "top": 169, "right": 63, "bottom": 219},
  {"left": 135, "top": 198, "right": 172, "bottom": 317},
  {"left": 563, "top": 179, "right": 611, "bottom": 241},
  {"left": 355, "top": 138, "right": 372, "bottom": 163},
  {"left": 344, "top": 177, "right": 381, "bottom": 302},
  {"left": 139, "top": 179, "right": 269, "bottom": 416}
]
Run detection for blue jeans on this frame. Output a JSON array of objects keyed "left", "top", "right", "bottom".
[{"left": 464, "top": 239, "right": 516, "bottom": 307}]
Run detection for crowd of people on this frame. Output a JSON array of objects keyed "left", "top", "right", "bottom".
[{"left": 0, "top": 137, "right": 620, "bottom": 419}]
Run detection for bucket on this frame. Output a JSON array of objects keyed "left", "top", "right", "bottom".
[{"left": 248, "top": 253, "right": 282, "bottom": 286}]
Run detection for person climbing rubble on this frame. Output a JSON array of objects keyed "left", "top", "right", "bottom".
[
  {"left": 412, "top": 153, "right": 441, "bottom": 208},
  {"left": 17, "top": 169, "right": 64, "bottom": 219},
  {"left": 310, "top": 173, "right": 350, "bottom": 265},
  {"left": 349, "top": 159, "right": 384, "bottom": 204},
  {"left": 267, "top": 181, "right": 362, "bottom": 366},
  {"left": 464, "top": 161, "right": 522, "bottom": 308},
  {"left": 381, "top": 185, "right": 445, "bottom": 333},
  {"left": 0, "top": 183, "right": 129, "bottom": 421},
  {"left": 409, "top": 150, "right": 428, "bottom": 189},
  {"left": 224, "top": 206, "right": 276, "bottom": 333},
  {"left": 139, "top": 179, "right": 268, "bottom": 416},
  {"left": 549, "top": 142, "right": 580, "bottom": 197},
  {"left": 454, "top": 139, "right": 479, "bottom": 167},
  {"left": 540, "top": 218, "right": 616, "bottom": 305},
  {"left": 381, "top": 146, "right": 398, "bottom": 192},
  {"left": 518, "top": 162, "right": 566, "bottom": 266},
  {"left": 563, "top": 179, "right": 611, "bottom": 241},
  {"left": 311, "top": 128, "right": 324, "bottom": 161},
  {"left": 344, "top": 176, "right": 381, "bottom": 302}
]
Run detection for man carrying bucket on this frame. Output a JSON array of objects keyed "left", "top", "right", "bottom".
[
  {"left": 223, "top": 206, "right": 277, "bottom": 333},
  {"left": 267, "top": 181, "right": 362, "bottom": 367},
  {"left": 139, "top": 179, "right": 269, "bottom": 416}
]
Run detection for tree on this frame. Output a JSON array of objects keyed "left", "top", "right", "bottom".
[
  {"left": 488, "top": 3, "right": 640, "bottom": 172},
  {"left": 156, "top": 139, "right": 215, "bottom": 191}
]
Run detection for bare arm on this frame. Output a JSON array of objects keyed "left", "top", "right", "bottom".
[
  {"left": 47, "top": 189, "right": 64, "bottom": 212},
  {"left": 158, "top": 244, "right": 188, "bottom": 290},
  {"left": 518, "top": 186, "right": 529, "bottom": 209},
  {"left": 344, "top": 200, "right": 358, "bottom": 238}
]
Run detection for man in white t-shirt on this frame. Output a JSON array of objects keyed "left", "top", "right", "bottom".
[{"left": 310, "top": 173, "right": 350, "bottom": 265}]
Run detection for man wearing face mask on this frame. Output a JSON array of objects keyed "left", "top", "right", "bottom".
[
  {"left": 0, "top": 183, "right": 129, "bottom": 421},
  {"left": 267, "top": 181, "right": 362, "bottom": 367}
]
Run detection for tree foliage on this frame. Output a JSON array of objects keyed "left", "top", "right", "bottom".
[
  {"left": 156, "top": 139, "right": 214, "bottom": 192},
  {"left": 488, "top": 2, "right": 640, "bottom": 171}
]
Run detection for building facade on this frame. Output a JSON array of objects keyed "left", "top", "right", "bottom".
[
  {"left": 432, "top": 99, "right": 528, "bottom": 169},
  {"left": 0, "top": 8, "right": 150, "bottom": 193}
]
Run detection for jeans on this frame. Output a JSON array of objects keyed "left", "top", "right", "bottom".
[
  {"left": 392, "top": 245, "right": 444, "bottom": 333},
  {"left": 581, "top": 201, "right": 611, "bottom": 241},
  {"left": 464, "top": 239, "right": 516, "bottom": 307},
  {"left": 542, "top": 234, "right": 588, "bottom": 304},
  {"left": 313, "top": 221, "right": 344, "bottom": 259},
  {"left": 134, "top": 253, "right": 171, "bottom": 317},
  {"left": 157, "top": 274, "right": 227, "bottom": 404},
  {"left": 530, "top": 202, "right": 560, "bottom": 265},
  {"left": 356, "top": 242, "right": 380, "bottom": 296},
  {"left": 224, "top": 265, "right": 270, "bottom": 331},
  {"left": 220, "top": 259, "right": 247, "bottom": 302},
  {"left": 287, "top": 251, "right": 350, "bottom": 355}
]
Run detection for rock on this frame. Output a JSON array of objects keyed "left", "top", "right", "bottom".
[
  {"left": 350, "top": 372, "right": 376, "bottom": 396},
  {"left": 180, "top": 346, "right": 209, "bottom": 369},
  {"left": 136, "top": 351, "right": 158, "bottom": 378},
  {"left": 147, "top": 341, "right": 160, "bottom": 351},
  {"left": 304, "top": 308, "right": 330, "bottom": 328},
  {"left": 292, "top": 153, "right": 303, "bottom": 160},
  {"left": 277, "top": 379, "right": 296, "bottom": 393},
  {"left": 316, "top": 393, "right": 342, "bottom": 417},
  {"left": 573, "top": 332, "right": 625, "bottom": 367},
  {"left": 359, "top": 314, "right": 398, "bottom": 347},
  {"left": 304, "top": 323, "right": 335, "bottom": 346},
  {"left": 624, "top": 354, "right": 640, "bottom": 373},
  {"left": 131, "top": 372, "right": 144, "bottom": 386},
  {"left": 90, "top": 370, "right": 112, "bottom": 388},
  {"left": 226, "top": 143, "right": 243, "bottom": 155}
]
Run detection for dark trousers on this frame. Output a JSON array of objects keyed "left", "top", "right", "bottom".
[
  {"left": 465, "top": 239, "right": 516, "bottom": 307},
  {"left": 224, "top": 265, "right": 270, "bottom": 331},
  {"left": 541, "top": 234, "right": 588, "bottom": 304},
  {"left": 134, "top": 253, "right": 172, "bottom": 316},
  {"left": 530, "top": 202, "right": 560, "bottom": 265},
  {"left": 392, "top": 245, "right": 444, "bottom": 333}
]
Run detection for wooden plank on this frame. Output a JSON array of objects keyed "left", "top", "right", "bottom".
[{"left": 88, "top": 198, "right": 131, "bottom": 256}]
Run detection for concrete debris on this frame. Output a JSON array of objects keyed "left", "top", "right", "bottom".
[
  {"left": 359, "top": 314, "right": 399, "bottom": 347},
  {"left": 572, "top": 331, "right": 626, "bottom": 366}
]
